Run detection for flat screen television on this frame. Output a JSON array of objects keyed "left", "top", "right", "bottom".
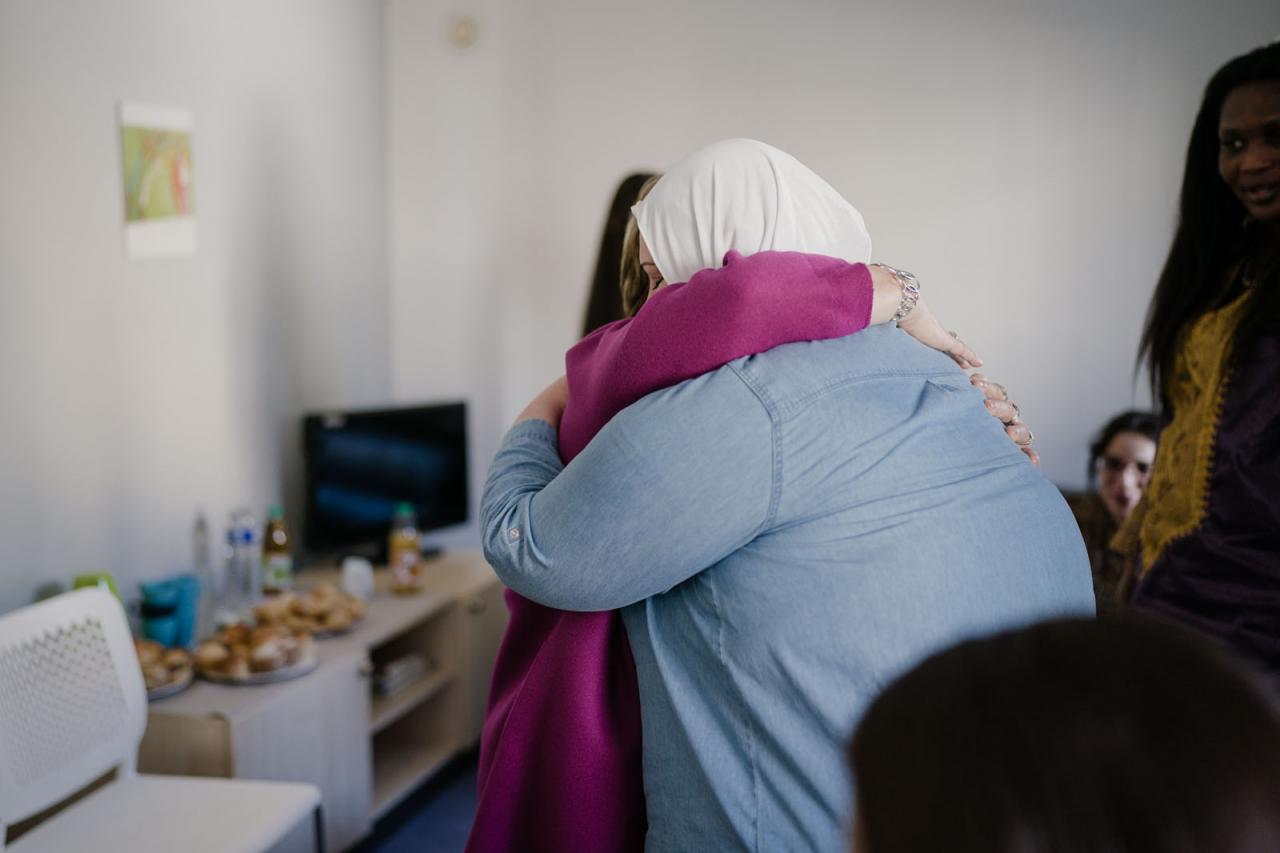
[{"left": 302, "top": 402, "right": 468, "bottom": 559}]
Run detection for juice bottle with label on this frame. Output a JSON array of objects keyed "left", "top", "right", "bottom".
[
  {"left": 388, "top": 502, "right": 422, "bottom": 593},
  {"left": 261, "top": 504, "right": 294, "bottom": 595}
]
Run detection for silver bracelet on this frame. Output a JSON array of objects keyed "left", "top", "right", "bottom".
[{"left": 870, "top": 262, "right": 921, "bottom": 325}]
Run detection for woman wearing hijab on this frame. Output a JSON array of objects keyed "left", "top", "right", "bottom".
[{"left": 481, "top": 139, "right": 1092, "bottom": 852}]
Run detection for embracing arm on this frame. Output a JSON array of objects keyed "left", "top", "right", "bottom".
[
  {"left": 483, "top": 369, "right": 774, "bottom": 611},
  {"left": 562, "top": 251, "right": 982, "bottom": 460},
  {"left": 562, "top": 251, "right": 873, "bottom": 446}
]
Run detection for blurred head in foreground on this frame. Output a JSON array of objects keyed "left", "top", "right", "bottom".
[{"left": 849, "top": 616, "right": 1280, "bottom": 853}]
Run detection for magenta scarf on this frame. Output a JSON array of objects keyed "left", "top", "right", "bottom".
[{"left": 466, "top": 251, "right": 873, "bottom": 852}]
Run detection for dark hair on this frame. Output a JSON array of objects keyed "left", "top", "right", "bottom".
[
  {"left": 619, "top": 174, "right": 663, "bottom": 317},
  {"left": 850, "top": 617, "right": 1280, "bottom": 853},
  {"left": 581, "top": 172, "right": 657, "bottom": 336},
  {"left": 1087, "top": 410, "right": 1160, "bottom": 486},
  {"left": 1139, "top": 42, "right": 1280, "bottom": 406}
]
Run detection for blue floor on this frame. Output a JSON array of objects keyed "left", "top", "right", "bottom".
[{"left": 362, "top": 754, "right": 479, "bottom": 853}]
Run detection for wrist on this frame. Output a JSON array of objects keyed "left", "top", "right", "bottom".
[
  {"left": 516, "top": 399, "right": 563, "bottom": 431},
  {"left": 515, "top": 409, "right": 560, "bottom": 431},
  {"left": 869, "top": 262, "right": 921, "bottom": 325},
  {"left": 868, "top": 264, "right": 901, "bottom": 325},
  {"left": 514, "top": 377, "right": 568, "bottom": 430}
]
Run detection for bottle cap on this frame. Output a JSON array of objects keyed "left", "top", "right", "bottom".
[
  {"left": 395, "top": 501, "right": 415, "bottom": 514},
  {"left": 268, "top": 504, "right": 284, "bottom": 519}
]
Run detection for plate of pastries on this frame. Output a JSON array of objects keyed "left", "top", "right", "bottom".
[
  {"left": 251, "top": 582, "right": 367, "bottom": 637},
  {"left": 195, "top": 623, "right": 317, "bottom": 685},
  {"left": 135, "top": 639, "right": 194, "bottom": 701}
]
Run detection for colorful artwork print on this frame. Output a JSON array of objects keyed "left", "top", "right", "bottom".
[
  {"left": 121, "top": 126, "right": 193, "bottom": 222},
  {"left": 117, "top": 101, "right": 197, "bottom": 259}
]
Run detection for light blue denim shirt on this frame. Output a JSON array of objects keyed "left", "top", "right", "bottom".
[{"left": 482, "top": 325, "right": 1094, "bottom": 852}]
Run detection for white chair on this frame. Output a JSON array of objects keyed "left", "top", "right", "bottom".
[{"left": 0, "top": 588, "right": 322, "bottom": 853}]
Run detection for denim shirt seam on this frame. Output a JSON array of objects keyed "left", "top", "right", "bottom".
[
  {"left": 773, "top": 367, "right": 969, "bottom": 416},
  {"left": 726, "top": 361, "right": 779, "bottom": 852},
  {"left": 725, "top": 362, "right": 783, "bottom": 543}
]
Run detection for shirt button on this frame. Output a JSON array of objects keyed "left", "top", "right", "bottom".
[{"left": 508, "top": 527, "right": 520, "bottom": 542}]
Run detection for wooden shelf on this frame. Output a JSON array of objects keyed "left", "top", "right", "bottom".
[
  {"left": 371, "top": 736, "right": 456, "bottom": 819},
  {"left": 369, "top": 668, "right": 455, "bottom": 735}
]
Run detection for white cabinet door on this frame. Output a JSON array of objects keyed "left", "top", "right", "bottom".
[
  {"left": 458, "top": 579, "right": 509, "bottom": 746},
  {"left": 230, "top": 649, "right": 372, "bottom": 853}
]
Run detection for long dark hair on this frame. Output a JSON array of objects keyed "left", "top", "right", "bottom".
[
  {"left": 581, "top": 172, "right": 656, "bottom": 336},
  {"left": 850, "top": 617, "right": 1280, "bottom": 853},
  {"left": 1086, "top": 409, "right": 1160, "bottom": 487},
  {"left": 1139, "top": 42, "right": 1280, "bottom": 405}
]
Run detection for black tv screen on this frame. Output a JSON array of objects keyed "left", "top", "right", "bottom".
[{"left": 303, "top": 402, "right": 468, "bottom": 556}]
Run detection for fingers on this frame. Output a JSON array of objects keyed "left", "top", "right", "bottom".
[
  {"left": 945, "top": 333, "right": 983, "bottom": 370},
  {"left": 985, "top": 399, "right": 1021, "bottom": 425},
  {"left": 971, "top": 373, "right": 1038, "bottom": 463},
  {"left": 970, "top": 374, "right": 1009, "bottom": 402},
  {"left": 1005, "top": 422, "right": 1033, "bottom": 446}
]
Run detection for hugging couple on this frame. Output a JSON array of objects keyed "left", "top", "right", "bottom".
[{"left": 471, "top": 138, "right": 1092, "bottom": 852}]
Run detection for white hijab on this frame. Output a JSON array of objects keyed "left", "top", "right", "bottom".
[{"left": 631, "top": 138, "right": 872, "bottom": 286}]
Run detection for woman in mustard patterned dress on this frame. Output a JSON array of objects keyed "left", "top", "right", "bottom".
[{"left": 1117, "top": 42, "right": 1280, "bottom": 679}]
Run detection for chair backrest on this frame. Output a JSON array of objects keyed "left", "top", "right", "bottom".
[{"left": 0, "top": 587, "right": 147, "bottom": 832}]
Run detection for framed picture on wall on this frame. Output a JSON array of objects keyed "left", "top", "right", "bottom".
[{"left": 118, "top": 101, "right": 196, "bottom": 259}]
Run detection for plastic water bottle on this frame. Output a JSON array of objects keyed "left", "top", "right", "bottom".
[
  {"left": 193, "top": 509, "right": 222, "bottom": 637},
  {"left": 222, "top": 508, "right": 262, "bottom": 620}
]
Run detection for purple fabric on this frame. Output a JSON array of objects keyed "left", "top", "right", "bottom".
[
  {"left": 1132, "top": 322, "right": 1280, "bottom": 680},
  {"left": 466, "top": 251, "right": 873, "bottom": 853},
  {"left": 560, "top": 251, "right": 874, "bottom": 460}
]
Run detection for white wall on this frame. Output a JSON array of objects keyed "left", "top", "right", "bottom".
[
  {"left": 385, "top": 0, "right": 515, "bottom": 552},
  {"left": 386, "top": 0, "right": 1280, "bottom": 502},
  {"left": 3, "top": 1, "right": 1277, "bottom": 612},
  {"left": 0, "top": 0, "right": 390, "bottom": 613}
]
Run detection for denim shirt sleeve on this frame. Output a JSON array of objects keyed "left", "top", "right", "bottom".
[{"left": 481, "top": 368, "right": 776, "bottom": 611}]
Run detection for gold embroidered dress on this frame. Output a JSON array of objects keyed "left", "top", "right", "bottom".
[{"left": 1116, "top": 288, "right": 1280, "bottom": 675}]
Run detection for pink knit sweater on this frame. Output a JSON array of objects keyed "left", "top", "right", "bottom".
[{"left": 467, "top": 250, "right": 874, "bottom": 853}]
